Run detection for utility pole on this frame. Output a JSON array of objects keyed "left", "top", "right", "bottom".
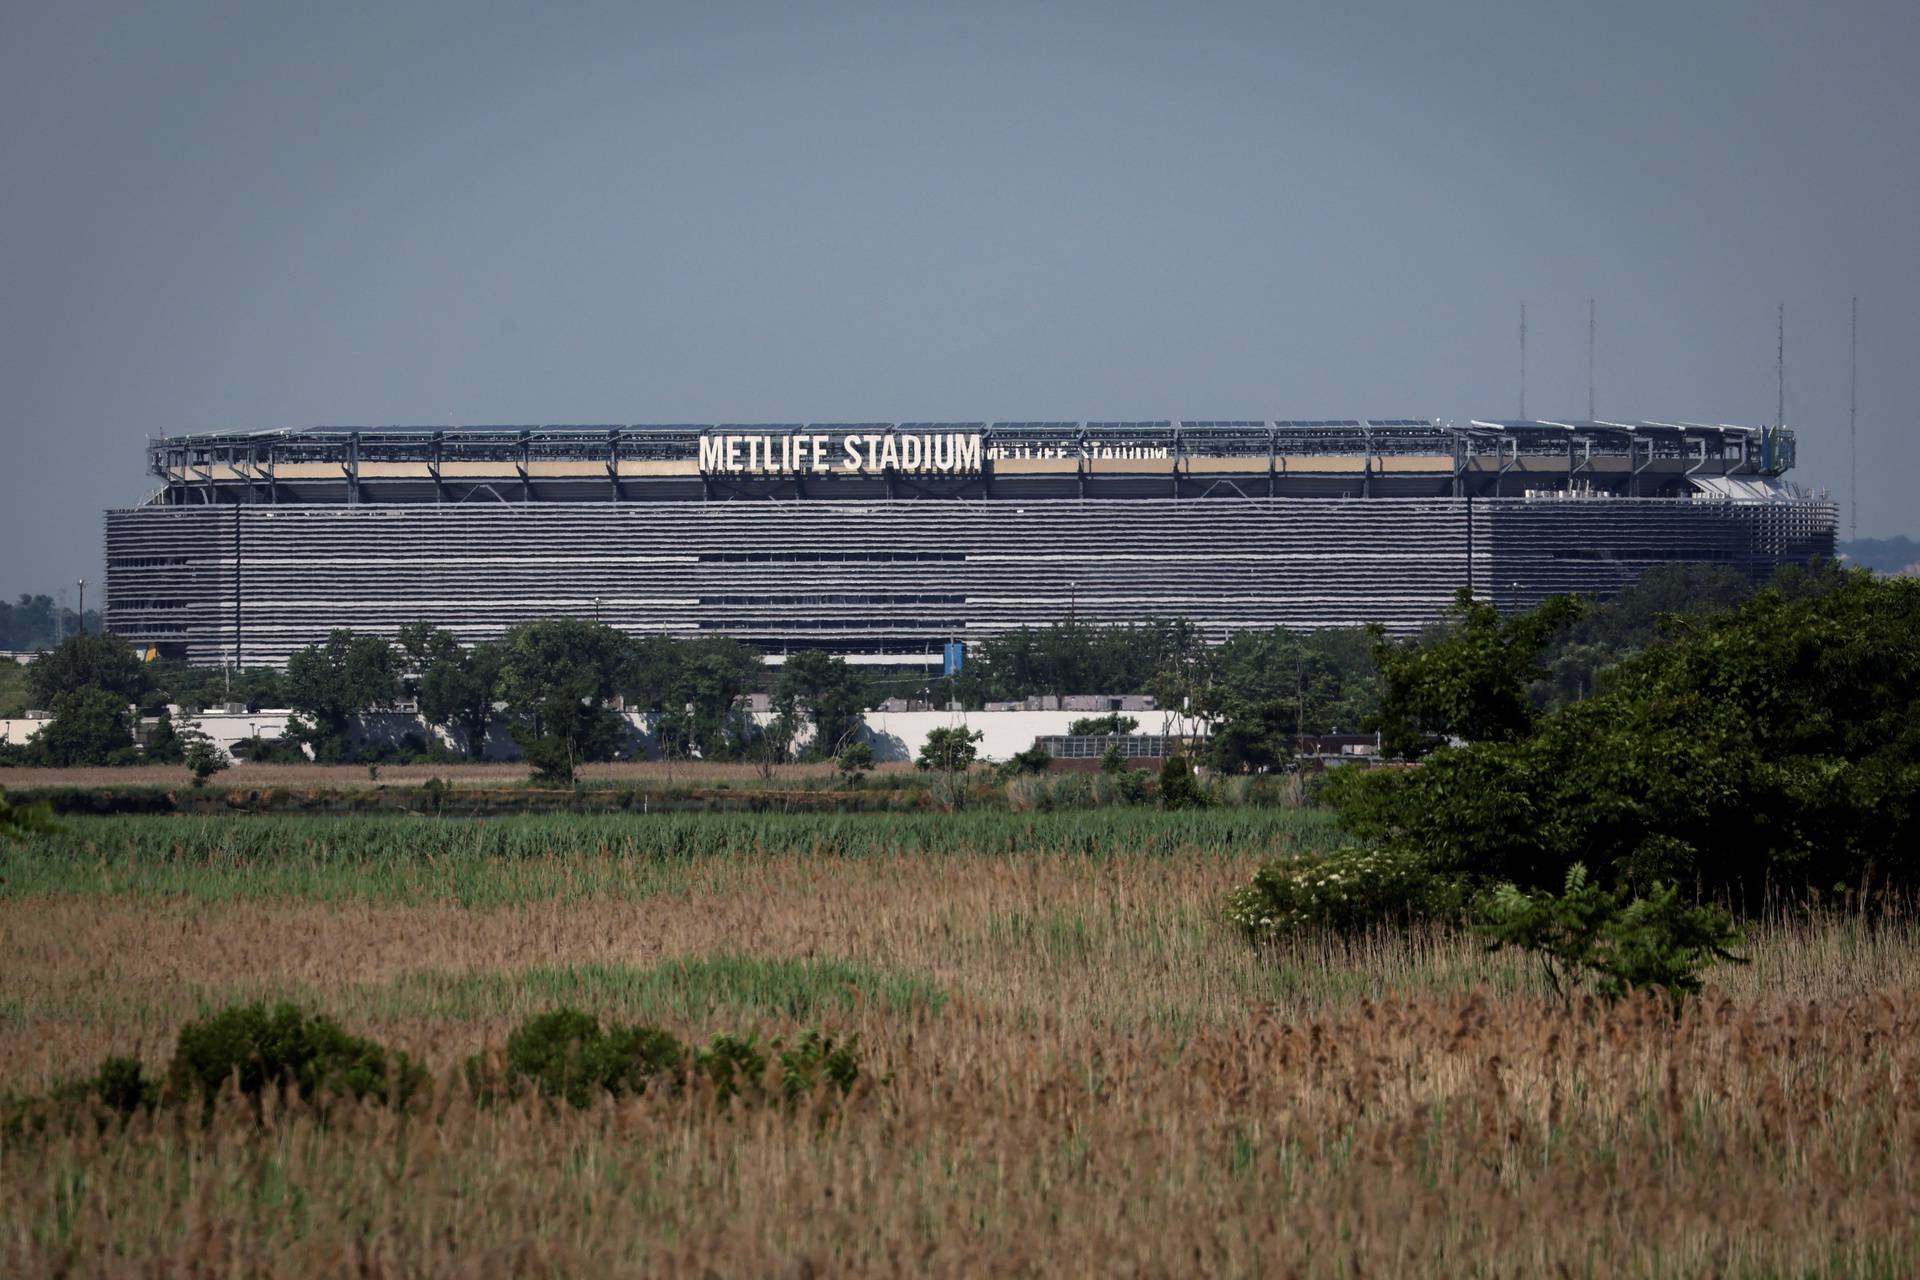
[
  {"left": 1587, "top": 297, "right": 1596, "bottom": 420},
  {"left": 1850, "top": 295, "right": 1858, "bottom": 541},
  {"left": 1519, "top": 302, "right": 1528, "bottom": 420},
  {"left": 76, "top": 580, "right": 86, "bottom": 634}
]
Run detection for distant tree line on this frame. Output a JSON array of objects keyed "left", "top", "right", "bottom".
[
  {"left": 0, "top": 595, "right": 102, "bottom": 652},
  {"left": 0, "top": 561, "right": 1842, "bottom": 783}
]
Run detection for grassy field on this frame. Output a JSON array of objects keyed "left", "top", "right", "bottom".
[{"left": 3, "top": 810, "right": 1917, "bottom": 1276}]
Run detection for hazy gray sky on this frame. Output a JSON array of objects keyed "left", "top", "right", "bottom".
[{"left": 4, "top": 0, "right": 1915, "bottom": 597}]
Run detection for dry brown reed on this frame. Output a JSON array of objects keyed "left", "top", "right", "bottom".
[{"left": 4, "top": 847, "right": 1918, "bottom": 1276}]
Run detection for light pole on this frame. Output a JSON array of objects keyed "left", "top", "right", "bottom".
[{"left": 76, "top": 579, "right": 86, "bottom": 634}]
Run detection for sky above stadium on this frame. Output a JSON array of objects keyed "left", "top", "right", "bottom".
[{"left": 3, "top": 0, "right": 1916, "bottom": 598}]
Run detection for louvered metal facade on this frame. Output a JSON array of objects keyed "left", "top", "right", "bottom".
[{"left": 106, "top": 481, "right": 1837, "bottom": 667}]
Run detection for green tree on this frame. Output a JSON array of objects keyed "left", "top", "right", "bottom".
[
  {"left": 1157, "top": 753, "right": 1209, "bottom": 810},
  {"left": 284, "top": 630, "right": 401, "bottom": 761},
  {"left": 1369, "top": 591, "right": 1582, "bottom": 758},
  {"left": 624, "top": 635, "right": 760, "bottom": 761},
  {"left": 1067, "top": 713, "right": 1138, "bottom": 737},
  {"left": 917, "top": 725, "right": 983, "bottom": 808},
  {"left": 144, "top": 707, "right": 185, "bottom": 763},
  {"left": 497, "top": 618, "right": 633, "bottom": 783},
  {"left": 834, "top": 740, "right": 875, "bottom": 786},
  {"left": 775, "top": 649, "right": 867, "bottom": 759},
  {"left": 33, "top": 687, "right": 137, "bottom": 765},
  {"left": 401, "top": 624, "right": 502, "bottom": 756},
  {"left": 26, "top": 631, "right": 149, "bottom": 708},
  {"left": 916, "top": 725, "right": 983, "bottom": 774},
  {"left": 181, "top": 727, "right": 229, "bottom": 789},
  {"left": 1328, "top": 570, "right": 1920, "bottom": 905}
]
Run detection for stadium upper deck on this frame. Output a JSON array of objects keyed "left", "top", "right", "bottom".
[{"left": 144, "top": 419, "right": 1798, "bottom": 506}]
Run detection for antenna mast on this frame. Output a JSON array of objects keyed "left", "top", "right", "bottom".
[
  {"left": 1587, "top": 297, "right": 1596, "bottom": 420},
  {"left": 1775, "top": 303, "right": 1785, "bottom": 428},
  {"left": 1850, "top": 295, "right": 1858, "bottom": 540},
  {"left": 1519, "top": 302, "right": 1528, "bottom": 419}
]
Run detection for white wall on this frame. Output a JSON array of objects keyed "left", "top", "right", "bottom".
[
  {"left": 53, "top": 707, "right": 1203, "bottom": 766},
  {"left": 1, "top": 717, "right": 49, "bottom": 747},
  {"left": 857, "top": 707, "right": 1202, "bottom": 763}
]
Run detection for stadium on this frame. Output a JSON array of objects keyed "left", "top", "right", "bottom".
[{"left": 105, "top": 419, "right": 1836, "bottom": 667}]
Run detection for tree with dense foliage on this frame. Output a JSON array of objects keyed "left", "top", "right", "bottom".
[
  {"left": 32, "top": 687, "right": 138, "bottom": 765},
  {"left": 284, "top": 630, "right": 401, "bottom": 761},
  {"left": 952, "top": 619, "right": 1205, "bottom": 705},
  {"left": 773, "top": 649, "right": 867, "bottom": 759},
  {"left": 1067, "top": 713, "right": 1138, "bottom": 737},
  {"left": 0, "top": 594, "right": 100, "bottom": 651},
  {"left": 1327, "top": 570, "right": 1920, "bottom": 904},
  {"left": 1199, "top": 628, "right": 1378, "bottom": 772},
  {"left": 916, "top": 725, "right": 982, "bottom": 774},
  {"left": 624, "top": 635, "right": 760, "bottom": 761},
  {"left": 1368, "top": 591, "right": 1583, "bottom": 759},
  {"left": 1537, "top": 562, "right": 1757, "bottom": 705},
  {"left": 399, "top": 623, "right": 503, "bottom": 755},
  {"left": 497, "top": 618, "right": 633, "bottom": 783},
  {"left": 181, "top": 727, "right": 229, "bottom": 788},
  {"left": 26, "top": 631, "right": 149, "bottom": 709},
  {"left": 144, "top": 708, "right": 184, "bottom": 763}
]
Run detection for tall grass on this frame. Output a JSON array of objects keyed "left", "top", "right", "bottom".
[
  {"left": 3, "top": 808, "right": 1347, "bottom": 904},
  {"left": 5, "top": 811, "right": 1919, "bottom": 1274}
]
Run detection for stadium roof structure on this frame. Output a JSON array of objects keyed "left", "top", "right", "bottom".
[{"left": 143, "top": 417, "right": 1800, "bottom": 508}]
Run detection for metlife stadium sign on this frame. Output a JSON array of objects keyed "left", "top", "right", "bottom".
[
  {"left": 698, "top": 429, "right": 984, "bottom": 476},
  {"left": 694, "top": 429, "right": 1172, "bottom": 476}
]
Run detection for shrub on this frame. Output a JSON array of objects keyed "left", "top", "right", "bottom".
[
  {"left": 997, "top": 743, "right": 1053, "bottom": 780},
  {"left": 1227, "top": 845, "right": 1468, "bottom": 939},
  {"left": 777, "top": 1030, "right": 861, "bottom": 1099},
  {"left": 167, "top": 1001, "right": 426, "bottom": 1112},
  {"left": 51, "top": 1055, "right": 156, "bottom": 1118},
  {"left": 834, "top": 741, "right": 875, "bottom": 786},
  {"left": 1476, "top": 864, "right": 1747, "bottom": 1009},
  {"left": 502, "top": 1008, "right": 683, "bottom": 1107},
  {"left": 694, "top": 1033, "right": 767, "bottom": 1101},
  {"left": 1157, "top": 755, "right": 1209, "bottom": 810},
  {"left": 1336, "top": 573, "right": 1920, "bottom": 904},
  {"left": 182, "top": 729, "right": 228, "bottom": 788}
]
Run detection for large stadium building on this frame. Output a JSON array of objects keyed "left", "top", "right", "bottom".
[{"left": 105, "top": 419, "right": 1836, "bottom": 667}]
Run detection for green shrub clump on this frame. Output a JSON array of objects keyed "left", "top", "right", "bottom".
[
  {"left": 495, "top": 1007, "right": 862, "bottom": 1108},
  {"left": 168, "top": 1001, "right": 427, "bottom": 1111},
  {"left": 1226, "top": 845, "right": 1466, "bottom": 939},
  {"left": 1477, "top": 864, "right": 1746, "bottom": 1008},
  {"left": 503, "top": 1008, "right": 685, "bottom": 1107}
]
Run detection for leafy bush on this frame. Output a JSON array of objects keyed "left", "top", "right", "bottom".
[
  {"left": 1332, "top": 572, "right": 1920, "bottom": 903},
  {"left": 495, "top": 1009, "right": 862, "bottom": 1108},
  {"left": 776, "top": 1030, "right": 861, "bottom": 1100},
  {"left": 694, "top": 1032, "right": 767, "bottom": 1101},
  {"left": 167, "top": 1001, "right": 426, "bottom": 1112},
  {"left": 182, "top": 729, "right": 228, "bottom": 788},
  {"left": 1476, "top": 864, "right": 1746, "bottom": 1008},
  {"left": 997, "top": 743, "right": 1053, "bottom": 780},
  {"left": 51, "top": 1055, "right": 156, "bottom": 1117},
  {"left": 1067, "top": 714, "right": 1138, "bottom": 737},
  {"left": 1226, "top": 845, "right": 1467, "bottom": 939},
  {"left": 502, "top": 1008, "right": 683, "bottom": 1107},
  {"left": 1157, "top": 754, "right": 1209, "bottom": 810}
]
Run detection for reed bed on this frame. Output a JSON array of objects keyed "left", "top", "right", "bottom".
[{"left": 2, "top": 811, "right": 1917, "bottom": 1275}]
